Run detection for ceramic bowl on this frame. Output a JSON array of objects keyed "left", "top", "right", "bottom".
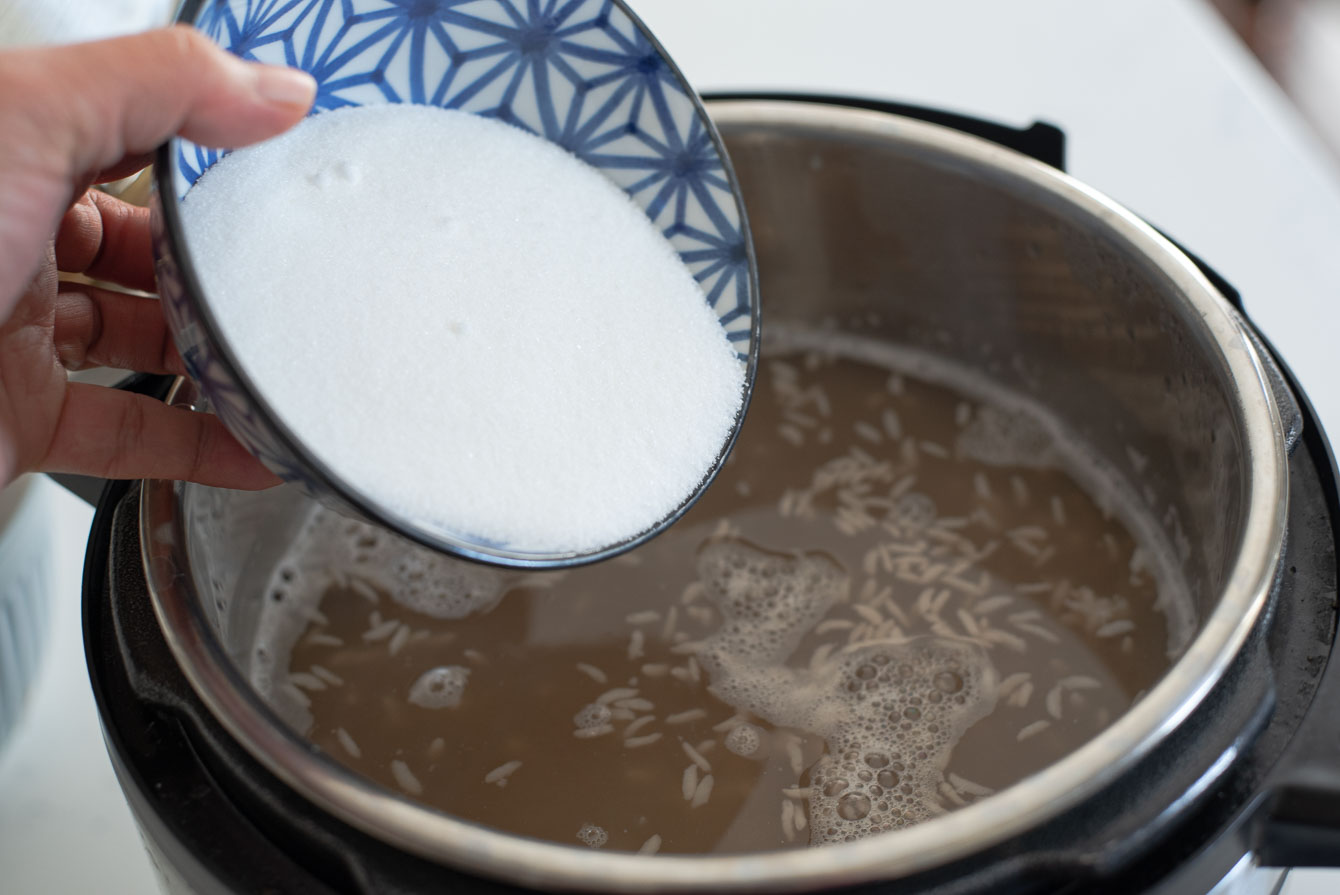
[{"left": 150, "top": 0, "right": 760, "bottom": 569}]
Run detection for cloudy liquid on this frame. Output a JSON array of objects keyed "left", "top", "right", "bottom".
[{"left": 258, "top": 330, "right": 1184, "bottom": 854}]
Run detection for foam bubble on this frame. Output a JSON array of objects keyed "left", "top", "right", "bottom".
[
  {"left": 577, "top": 823, "right": 608, "bottom": 848},
  {"left": 725, "top": 723, "right": 763, "bottom": 757},
  {"left": 890, "top": 493, "right": 937, "bottom": 531},
  {"left": 574, "top": 703, "right": 613, "bottom": 730},
  {"left": 408, "top": 666, "right": 470, "bottom": 709},
  {"left": 956, "top": 404, "right": 1057, "bottom": 469},
  {"left": 382, "top": 551, "right": 506, "bottom": 620}
]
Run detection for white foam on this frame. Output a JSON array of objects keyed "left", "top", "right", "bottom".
[
  {"left": 576, "top": 823, "right": 608, "bottom": 848},
  {"left": 182, "top": 104, "right": 745, "bottom": 554},
  {"left": 802, "top": 638, "right": 997, "bottom": 842},
  {"left": 251, "top": 505, "right": 511, "bottom": 730},
  {"left": 573, "top": 702, "right": 613, "bottom": 730},
  {"left": 956, "top": 404, "right": 1057, "bottom": 469},
  {"left": 725, "top": 723, "right": 762, "bottom": 757},
  {"left": 690, "top": 540, "right": 999, "bottom": 843},
  {"left": 408, "top": 666, "right": 470, "bottom": 709},
  {"left": 766, "top": 325, "right": 1196, "bottom": 657}
]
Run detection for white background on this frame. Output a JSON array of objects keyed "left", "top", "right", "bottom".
[{"left": 1, "top": 1, "right": 1338, "bottom": 892}]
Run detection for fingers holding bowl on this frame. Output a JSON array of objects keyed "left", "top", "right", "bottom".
[
  {"left": 53, "top": 281, "right": 183, "bottom": 375},
  {"left": 49, "top": 189, "right": 274, "bottom": 491},
  {"left": 55, "top": 189, "right": 156, "bottom": 293},
  {"left": 43, "top": 383, "right": 281, "bottom": 491}
]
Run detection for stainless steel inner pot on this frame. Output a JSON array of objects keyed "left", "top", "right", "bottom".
[{"left": 138, "top": 100, "right": 1291, "bottom": 892}]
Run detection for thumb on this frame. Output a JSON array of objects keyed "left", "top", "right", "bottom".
[
  {"left": 0, "top": 26, "right": 315, "bottom": 306},
  {"left": 20, "top": 25, "right": 316, "bottom": 178}
]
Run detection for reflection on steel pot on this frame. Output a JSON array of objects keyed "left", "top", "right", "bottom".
[{"left": 85, "top": 98, "right": 1340, "bottom": 895}]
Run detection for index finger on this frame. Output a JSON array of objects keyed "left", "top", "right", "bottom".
[{"left": 55, "top": 189, "right": 156, "bottom": 293}]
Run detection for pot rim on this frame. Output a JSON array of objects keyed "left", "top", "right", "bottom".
[{"left": 139, "top": 100, "right": 1290, "bottom": 892}]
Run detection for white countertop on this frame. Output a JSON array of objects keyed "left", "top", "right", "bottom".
[{"left": 2, "top": 1, "right": 1339, "bottom": 892}]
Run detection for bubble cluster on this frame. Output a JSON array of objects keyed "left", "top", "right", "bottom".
[
  {"left": 576, "top": 823, "right": 608, "bottom": 848},
  {"left": 573, "top": 703, "right": 613, "bottom": 730},
  {"left": 955, "top": 404, "right": 1055, "bottom": 469},
  {"left": 725, "top": 723, "right": 763, "bottom": 757},
  {"left": 693, "top": 540, "right": 846, "bottom": 720},
  {"left": 408, "top": 665, "right": 470, "bottom": 709},
  {"left": 691, "top": 539, "right": 998, "bottom": 846},
  {"left": 251, "top": 508, "right": 509, "bottom": 731},
  {"left": 890, "top": 493, "right": 937, "bottom": 531},
  {"left": 804, "top": 638, "right": 997, "bottom": 844},
  {"left": 309, "top": 508, "right": 508, "bottom": 619},
  {"left": 383, "top": 549, "right": 507, "bottom": 620}
]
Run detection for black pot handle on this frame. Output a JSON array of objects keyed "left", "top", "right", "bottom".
[
  {"left": 1255, "top": 350, "right": 1340, "bottom": 867},
  {"left": 1261, "top": 662, "right": 1340, "bottom": 868},
  {"left": 46, "top": 372, "right": 176, "bottom": 505}
]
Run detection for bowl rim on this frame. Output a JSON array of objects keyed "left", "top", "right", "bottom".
[
  {"left": 154, "top": 0, "right": 762, "bottom": 571},
  {"left": 142, "top": 98, "right": 1289, "bottom": 892}
]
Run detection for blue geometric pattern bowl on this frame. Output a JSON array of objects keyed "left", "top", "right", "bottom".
[{"left": 151, "top": 0, "right": 760, "bottom": 568}]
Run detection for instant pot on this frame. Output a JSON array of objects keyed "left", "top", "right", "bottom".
[{"left": 82, "top": 97, "right": 1340, "bottom": 894}]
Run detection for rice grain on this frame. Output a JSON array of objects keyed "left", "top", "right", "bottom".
[
  {"left": 682, "top": 741, "right": 711, "bottom": 771},
  {"left": 349, "top": 577, "right": 379, "bottom": 603},
  {"left": 485, "top": 760, "right": 523, "bottom": 785},
  {"left": 289, "top": 671, "right": 326, "bottom": 691},
  {"left": 1046, "top": 685, "right": 1065, "bottom": 719},
  {"left": 682, "top": 764, "right": 699, "bottom": 801},
  {"left": 667, "top": 709, "right": 708, "bottom": 726},
  {"left": 388, "top": 624, "right": 411, "bottom": 656},
  {"left": 311, "top": 665, "right": 344, "bottom": 686},
  {"left": 336, "top": 727, "right": 361, "bottom": 758},
  {"left": 574, "top": 724, "right": 614, "bottom": 739},
  {"left": 624, "top": 715, "right": 656, "bottom": 738},
  {"left": 1017, "top": 720, "right": 1050, "bottom": 742},
  {"left": 391, "top": 759, "right": 423, "bottom": 795},
  {"left": 1096, "top": 620, "right": 1136, "bottom": 638},
  {"left": 576, "top": 662, "right": 608, "bottom": 684},
  {"left": 625, "top": 733, "right": 663, "bottom": 748},
  {"left": 628, "top": 629, "right": 646, "bottom": 660},
  {"left": 362, "top": 618, "right": 400, "bottom": 642},
  {"left": 690, "top": 774, "right": 715, "bottom": 808}
]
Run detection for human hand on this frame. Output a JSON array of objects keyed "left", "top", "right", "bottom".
[{"left": 0, "top": 26, "right": 316, "bottom": 491}]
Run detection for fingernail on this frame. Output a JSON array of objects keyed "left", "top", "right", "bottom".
[{"left": 252, "top": 65, "right": 317, "bottom": 108}]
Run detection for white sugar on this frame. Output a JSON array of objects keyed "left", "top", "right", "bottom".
[{"left": 182, "top": 104, "right": 745, "bottom": 554}]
